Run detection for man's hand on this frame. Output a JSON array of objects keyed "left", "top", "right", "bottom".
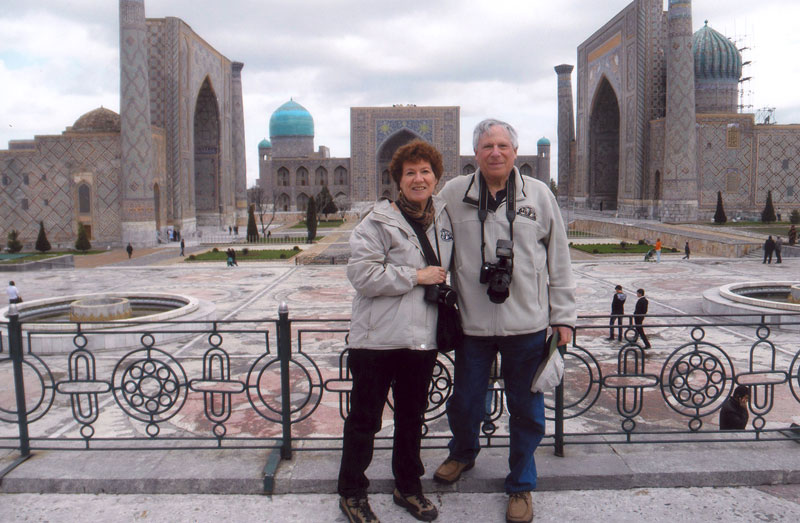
[
  {"left": 417, "top": 266, "right": 446, "bottom": 285},
  {"left": 553, "top": 325, "right": 573, "bottom": 345}
]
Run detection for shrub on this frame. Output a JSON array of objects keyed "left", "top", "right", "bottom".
[
  {"left": 212, "top": 247, "right": 219, "bottom": 253},
  {"left": 247, "top": 204, "right": 259, "bottom": 242},
  {"left": 638, "top": 239, "right": 646, "bottom": 245},
  {"left": 188, "top": 254, "right": 196, "bottom": 260},
  {"left": 279, "top": 253, "right": 286, "bottom": 259},
  {"left": 293, "top": 245, "right": 301, "bottom": 251},
  {"left": 620, "top": 241, "right": 628, "bottom": 249},
  {"left": 74, "top": 223, "right": 91, "bottom": 252},
  {"left": 761, "top": 190, "right": 776, "bottom": 223},
  {"left": 7, "top": 229, "right": 23, "bottom": 253},
  {"left": 714, "top": 191, "right": 727, "bottom": 224},
  {"left": 791, "top": 210, "right": 800, "bottom": 225},
  {"left": 592, "top": 248, "right": 599, "bottom": 254},
  {"left": 35, "top": 221, "right": 51, "bottom": 253},
  {"left": 241, "top": 247, "right": 249, "bottom": 256},
  {"left": 306, "top": 197, "right": 317, "bottom": 243}
]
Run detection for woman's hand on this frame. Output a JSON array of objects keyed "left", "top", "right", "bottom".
[{"left": 416, "top": 266, "right": 446, "bottom": 285}]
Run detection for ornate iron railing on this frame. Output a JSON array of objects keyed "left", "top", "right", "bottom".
[{"left": 2, "top": 305, "right": 800, "bottom": 480}]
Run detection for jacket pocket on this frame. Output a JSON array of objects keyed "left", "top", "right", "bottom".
[{"left": 367, "top": 294, "right": 402, "bottom": 336}]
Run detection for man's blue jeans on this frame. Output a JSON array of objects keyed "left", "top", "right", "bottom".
[{"left": 445, "top": 331, "right": 547, "bottom": 493}]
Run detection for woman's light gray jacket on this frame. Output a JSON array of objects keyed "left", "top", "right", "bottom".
[{"left": 347, "top": 198, "right": 454, "bottom": 351}]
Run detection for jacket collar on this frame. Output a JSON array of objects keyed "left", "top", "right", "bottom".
[
  {"left": 462, "top": 167, "right": 527, "bottom": 207},
  {"left": 369, "top": 197, "right": 446, "bottom": 236}
]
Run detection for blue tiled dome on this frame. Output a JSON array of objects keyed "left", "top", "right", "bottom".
[
  {"left": 536, "top": 136, "right": 551, "bottom": 146},
  {"left": 269, "top": 100, "right": 314, "bottom": 138},
  {"left": 693, "top": 22, "right": 742, "bottom": 81},
  {"left": 258, "top": 138, "right": 272, "bottom": 149}
]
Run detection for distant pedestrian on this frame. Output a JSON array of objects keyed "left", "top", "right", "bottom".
[
  {"left": 683, "top": 241, "right": 690, "bottom": 260},
  {"left": 775, "top": 236, "right": 783, "bottom": 264},
  {"left": 180, "top": 239, "right": 185, "bottom": 257},
  {"left": 634, "top": 288, "right": 650, "bottom": 349},
  {"left": 228, "top": 226, "right": 232, "bottom": 235},
  {"left": 607, "top": 285, "right": 626, "bottom": 341},
  {"left": 226, "top": 248, "right": 234, "bottom": 267},
  {"left": 234, "top": 225, "right": 239, "bottom": 235},
  {"left": 126, "top": 243, "right": 133, "bottom": 259},
  {"left": 763, "top": 236, "right": 775, "bottom": 264},
  {"left": 231, "top": 248, "right": 238, "bottom": 266},
  {"left": 7, "top": 281, "right": 22, "bottom": 304},
  {"left": 719, "top": 385, "right": 749, "bottom": 430},
  {"left": 655, "top": 238, "right": 662, "bottom": 263},
  {"left": 788, "top": 225, "right": 797, "bottom": 246}
]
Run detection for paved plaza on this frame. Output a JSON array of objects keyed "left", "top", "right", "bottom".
[{"left": 2, "top": 233, "right": 800, "bottom": 520}]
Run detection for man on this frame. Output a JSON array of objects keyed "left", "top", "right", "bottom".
[
  {"left": 719, "top": 385, "right": 749, "bottom": 430},
  {"left": 683, "top": 241, "right": 690, "bottom": 260},
  {"left": 775, "top": 236, "right": 783, "bottom": 264},
  {"left": 7, "top": 281, "right": 22, "bottom": 304},
  {"left": 434, "top": 119, "right": 576, "bottom": 523},
  {"left": 763, "top": 236, "right": 775, "bottom": 264},
  {"left": 180, "top": 238, "right": 185, "bottom": 257},
  {"left": 633, "top": 288, "right": 650, "bottom": 349},
  {"left": 126, "top": 243, "right": 133, "bottom": 259},
  {"left": 607, "top": 285, "right": 626, "bottom": 341},
  {"left": 654, "top": 238, "right": 662, "bottom": 263}
]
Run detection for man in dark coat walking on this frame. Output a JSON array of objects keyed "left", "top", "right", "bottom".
[
  {"left": 607, "top": 285, "right": 626, "bottom": 341},
  {"left": 763, "top": 236, "right": 775, "bottom": 264},
  {"left": 719, "top": 385, "right": 749, "bottom": 430},
  {"left": 634, "top": 288, "right": 650, "bottom": 349}
]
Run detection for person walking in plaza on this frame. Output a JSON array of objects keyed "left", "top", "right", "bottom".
[
  {"left": 788, "top": 224, "right": 797, "bottom": 246},
  {"left": 7, "top": 281, "right": 22, "bottom": 304},
  {"left": 633, "top": 288, "right": 650, "bottom": 349},
  {"left": 180, "top": 238, "right": 185, "bottom": 257},
  {"left": 126, "top": 243, "right": 133, "bottom": 259},
  {"left": 607, "top": 285, "right": 626, "bottom": 341},
  {"left": 763, "top": 235, "right": 775, "bottom": 264},
  {"left": 337, "top": 141, "right": 452, "bottom": 523},
  {"left": 683, "top": 241, "right": 690, "bottom": 260},
  {"left": 719, "top": 385, "right": 750, "bottom": 430},
  {"left": 654, "top": 238, "right": 662, "bottom": 262},
  {"left": 775, "top": 236, "right": 783, "bottom": 263},
  {"left": 433, "top": 119, "right": 576, "bottom": 523}
]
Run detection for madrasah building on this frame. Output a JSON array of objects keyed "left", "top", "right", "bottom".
[{"left": 556, "top": 0, "right": 800, "bottom": 222}]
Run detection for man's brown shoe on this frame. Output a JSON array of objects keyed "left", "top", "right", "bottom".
[
  {"left": 393, "top": 489, "right": 438, "bottom": 521},
  {"left": 339, "top": 496, "right": 380, "bottom": 523},
  {"left": 506, "top": 492, "right": 533, "bottom": 523},
  {"left": 433, "top": 458, "right": 474, "bottom": 484}
]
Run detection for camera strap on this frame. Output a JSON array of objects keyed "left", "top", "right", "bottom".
[
  {"left": 478, "top": 173, "right": 516, "bottom": 266},
  {"left": 398, "top": 206, "right": 441, "bottom": 267}
]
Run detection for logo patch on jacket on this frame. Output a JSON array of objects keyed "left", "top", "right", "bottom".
[
  {"left": 440, "top": 228, "right": 454, "bottom": 241},
  {"left": 517, "top": 206, "right": 536, "bottom": 221}
]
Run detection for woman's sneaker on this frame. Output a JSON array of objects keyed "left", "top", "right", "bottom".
[
  {"left": 392, "top": 489, "right": 438, "bottom": 521},
  {"left": 339, "top": 496, "right": 380, "bottom": 523}
]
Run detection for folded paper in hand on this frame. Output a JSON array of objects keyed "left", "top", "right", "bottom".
[{"left": 530, "top": 332, "right": 564, "bottom": 393}]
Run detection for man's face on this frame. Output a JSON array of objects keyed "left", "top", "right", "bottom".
[{"left": 475, "top": 125, "right": 517, "bottom": 184}]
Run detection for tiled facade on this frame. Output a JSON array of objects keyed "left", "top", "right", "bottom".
[{"left": 562, "top": 0, "right": 800, "bottom": 221}]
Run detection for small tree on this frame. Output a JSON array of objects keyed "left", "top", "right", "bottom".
[
  {"left": 75, "top": 223, "right": 91, "bottom": 252},
  {"left": 35, "top": 221, "right": 51, "bottom": 253},
  {"left": 246, "top": 204, "right": 259, "bottom": 242},
  {"left": 334, "top": 194, "right": 351, "bottom": 221},
  {"left": 549, "top": 178, "right": 558, "bottom": 197},
  {"left": 761, "top": 190, "right": 776, "bottom": 223},
  {"left": 713, "top": 191, "right": 727, "bottom": 224},
  {"left": 306, "top": 197, "right": 317, "bottom": 244},
  {"left": 316, "top": 185, "right": 337, "bottom": 218},
  {"left": 7, "top": 229, "right": 23, "bottom": 253},
  {"left": 790, "top": 209, "right": 800, "bottom": 225}
]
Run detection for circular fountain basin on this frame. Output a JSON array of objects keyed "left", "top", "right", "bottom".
[
  {"left": 70, "top": 297, "right": 132, "bottom": 322},
  {"left": 2, "top": 292, "right": 216, "bottom": 354},
  {"left": 702, "top": 281, "right": 800, "bottom": 331}
]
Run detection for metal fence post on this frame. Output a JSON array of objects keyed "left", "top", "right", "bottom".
[
  {"left": 554, "top": 343, "right": 566, "bottom": 457},
  {"left": 8, "top": 305, "right": 31, "bottom": 457},
  {"left": 277, "top": 302, "right": 292, "bottom": 459}
]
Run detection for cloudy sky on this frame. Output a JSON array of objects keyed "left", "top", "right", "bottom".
[{"left": 2, "top": 0, "right": 798, "bottom": 186}]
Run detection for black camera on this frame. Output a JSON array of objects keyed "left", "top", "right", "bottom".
[
  {"left": 425, "top": 283, "right": 458, "bottom": 307},
  {"left": 479, "top": 239, "right": 514, "bottom": 303}
]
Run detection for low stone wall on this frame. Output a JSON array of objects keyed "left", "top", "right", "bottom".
[
  {"left": 0, "top": 255, "right": 74, "bottom": 272},
  {"left": 570, "top": 220, "right": 760, "bottom": 258}
]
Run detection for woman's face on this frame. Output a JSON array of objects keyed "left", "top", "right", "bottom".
[{"left": 399, "top": 159, "right": 437, "bottom": 206}]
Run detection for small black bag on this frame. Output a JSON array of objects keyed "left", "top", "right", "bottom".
[{"left": 399, "top": 208, "right": 463, "bottom": 353}]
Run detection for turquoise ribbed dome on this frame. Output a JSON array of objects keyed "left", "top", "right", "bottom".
[
  {"left": 536, "top": 136, "right": 551, "bottom": 146},
  {"left": 258, "top": 138, "right": 272, "bottom": 149},
  {"left": 269, "top": 100, "right": 314, "bottom": 138},
  {"left": 693, "top": 22, "right": 742, "bottom": 81}
]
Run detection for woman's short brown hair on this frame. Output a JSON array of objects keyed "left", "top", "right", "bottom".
[{"left": 388, "top": 140, "right": 444, "bottom": 189}]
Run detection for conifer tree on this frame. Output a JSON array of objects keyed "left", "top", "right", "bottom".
[
  {"left": 7, "top": 229, "right": 23, "bottom": 253},
  {"left": 713, "top": 191, "right": 727, "bottom": 224},
  {"left": 246, "top": 204, "right": 259, "bottom": 242},
  {"left": 306, "top": 197, "right": 317, "bottom": 244},
  {"left": 761, "top": 190, "right": 776, "bottom": 223},
  {"left": 35, "top": 221, "right": 51, "bottom": 253},
  {"left": 75, "top": 223, "right": 91, "bottom": 252}
]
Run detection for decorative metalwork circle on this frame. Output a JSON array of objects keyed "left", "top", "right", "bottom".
[
  {"left": 112, "top": 348, "right": 187, "bottom": 424},
  {"left": 146, "top": 422, "right": 160, "bottom": 437},
  {"left": 621, "top": 418, "right": 636, "bottom": 432},
  {"left": 140, "top": 334, "right": 155, "bottom": 347},
  {"left": 0, "top": 354, "right": 55, "bottom": 423},
  {"left": 689, "top": 417, "right": 702, "bottom": 432},
  {"left": 544, "top": 345, "right": 602, "bottom": 421},
  {"left": 789, "top": 351, "right": 800, "bottom": 403},
  {"left": 661, "top": 342, "right": 734, "bottom": 418},
  {"left": 80, "top": 424, "right": 95, "bottom": 439},
  {"left": 753, "top": 416, "right": 765, "bottom": 430},
  {"left": 690, "top": 327, "right": 705, "bottom": 342},
  {"left": 756, "top": 325, "right": 770, "bottom": 340},
  {"left": 213, "top": 423, "right": 226, "bottom": 438},
  {"left": 208, "top": 333, "right": 222, "bottom": 348},
  {"left": 246, "top": 352, "right": 322, "bottom": 424},
  {"left": 73, "top": 334, "right": 88, "bottom": 349}
]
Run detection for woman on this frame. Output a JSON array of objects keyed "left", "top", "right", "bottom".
[{"left": 338, "top": 140, "right": 452, "bottom": 523}]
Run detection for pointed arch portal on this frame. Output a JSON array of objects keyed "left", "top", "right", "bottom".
[
  {"left": 194, "top": 78, "right": 221, "bottom": 220},
  {"left": 588, "top": 77, "right": 620, "bottom": 210}
]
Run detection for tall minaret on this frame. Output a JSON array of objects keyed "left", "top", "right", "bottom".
[
  {"left": 231, "top": 62, "right": 248, "bottom": 223},
  {"left": 119, "top": 0, "right": 156, "bottom": 244},
  {"left": 662, "top": 0, "right": 698, "bottom": 222},
  {"left": 555, "top": 64, "right": 575, "bottom": 205}
]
